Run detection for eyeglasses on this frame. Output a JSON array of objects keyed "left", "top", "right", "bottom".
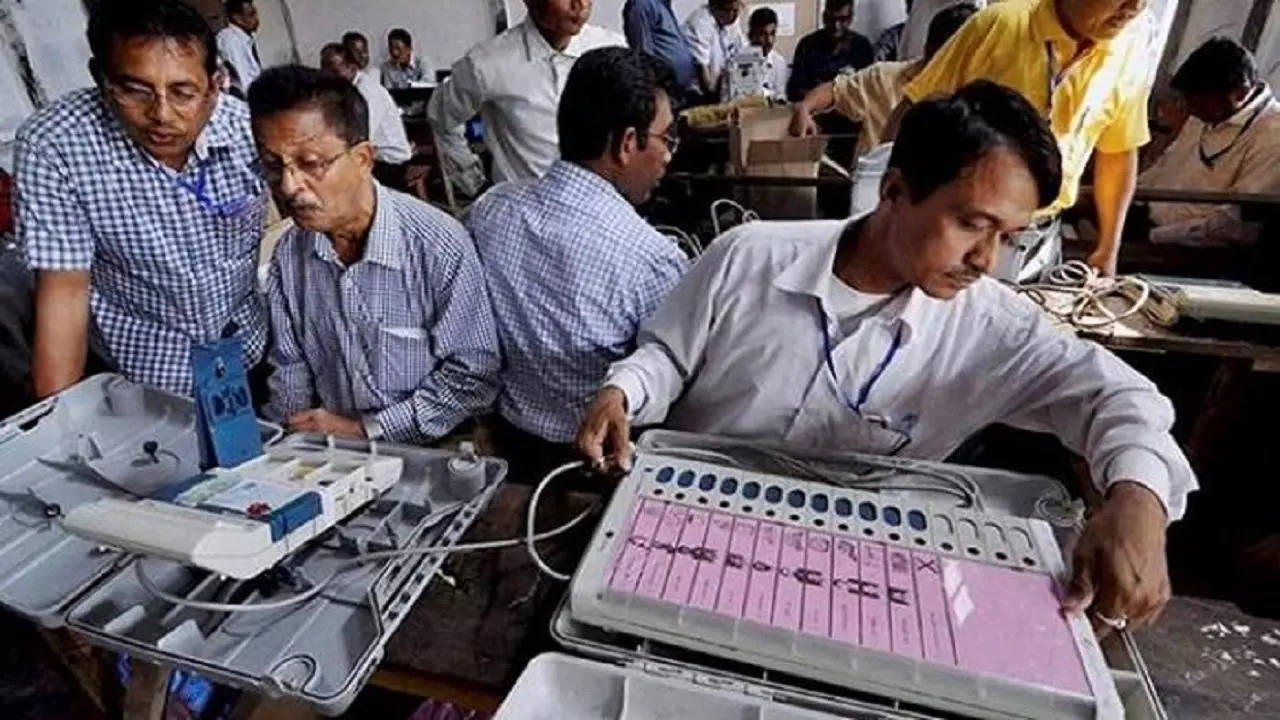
[
  {"left": 258, "top": 146, "right": 360, "bottom": 183},
  {"left": 649, "top": 128, "right": 681, "bottom": 155},
  {"left": 105, "top": 78, "right": 210, "bottom": 113}
]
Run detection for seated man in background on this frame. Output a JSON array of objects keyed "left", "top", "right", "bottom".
[
  {"left": 1138, "top": 37, "right": 1280, "bottom": 246},
  {"left": 428, "top": 0, "right": 624, "bottom": 196},
  {"left": 623, "top": 0, "right": 698, "bottom": 101},
  {"left": 320, "top": 43, "right": 412, "bottom": 191},
  {"left": 381, "top": 27, "right": 430, "bottom": 89},
  {"left": 342, "top": 30, "right": 381, "bottom": 84},
  {"left": 873, "top": 0, "right": 910, "bottom": 62},
  {"left": 16, "top": 0, "right": 268, "bottom": 399},
  {"left": 681, "top": 0, "right": 748, "bottom": 101},
  {"left": 580, "top": 81, "right": 1195, "bottom": 634},
  {"left": 790, "top": 2, "right": 976, "bottom": 157},
  {"left": 787, "top": 0, "right": 874, "bottom": 102},
  {"left": 747, "top": 7, "right": 788, "bottom": 100},
  {"left": 251, "top": 65, "right": 500, "bottom": 443},
  {"left": 468, "top": 47, "right": 688, "bottom": 479}
]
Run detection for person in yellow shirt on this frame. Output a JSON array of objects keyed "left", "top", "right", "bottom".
[
  {"left": 893, "top": 0, "right": 1154, "bottom": 278},
  {"left": 788, "top": 2, "right": 979, "bottom": 157}
]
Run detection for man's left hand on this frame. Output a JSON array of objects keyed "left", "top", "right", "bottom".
[
  {"left": 288, "top": 409, "right": 365, "bottom": 439},
  {"left": 1062, "top": 482, "right": 1170, "bottom": 634}
]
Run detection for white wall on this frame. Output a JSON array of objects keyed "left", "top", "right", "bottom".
[
  {"left": 0, "top": 0, "right": 92, "bottom": 140},
  {"left": 1260, "top": 3, "right": 1280, "bottom": 89},
  {"left": 1166, "top": 0, "right": 1254, "bottom": 70}
]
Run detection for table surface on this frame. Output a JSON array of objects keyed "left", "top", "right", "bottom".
[
  {"left": 380, "top": 485, "right": 1280, "bottom": 719},
  {"left": 1029, "top": 286, "right": 1280, "bottom": 370}
]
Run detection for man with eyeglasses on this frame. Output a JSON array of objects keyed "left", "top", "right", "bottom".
[
  {"left": 14, "top": 0, "right": 268, "bottom": 399},
  {"left": 466, "top": 48, "right": 688, "bottom": 481},
  {"left": 579, "top": 82, "right": 1195, "bottom": 634},
  {"left": 250, "top": 65, "right": 500, "bottom": 443}
]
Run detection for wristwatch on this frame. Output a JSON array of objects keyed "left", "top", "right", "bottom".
[{"left": 362, "top": 413, "right": 385, "bottom": 441}]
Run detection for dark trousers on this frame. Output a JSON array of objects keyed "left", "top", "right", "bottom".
[{"left": 485, "top": 415, "right": 598, "bottom": 491}]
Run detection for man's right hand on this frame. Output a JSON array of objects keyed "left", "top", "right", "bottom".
[
  {"left": 576, "top": 386, "right": 633, "bottom": 473},
  {"left": 789, "top": 105, "right": 818, "bottom": 137}
]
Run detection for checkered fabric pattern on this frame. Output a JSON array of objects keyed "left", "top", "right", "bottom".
[
  {"left": 266, "top": 182, "right": 501, "bottom": 444},
  {"left": 14, "top": 89, "right": 268, "bottom": 396},
  {"left": 467, "top": 160, "right": 689, "bottom": 443}
]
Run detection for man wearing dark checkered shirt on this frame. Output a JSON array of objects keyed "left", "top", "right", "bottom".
[
  {"left": 16, "top": 0, "right": 268, "bottom": 399},
  {"left": 251, "top": 66, "right": 501, "bottom": 444}
]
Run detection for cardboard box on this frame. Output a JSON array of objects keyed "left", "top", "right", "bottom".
[{"left": 730, "top": 106, "right": 827, "bottom": 219}]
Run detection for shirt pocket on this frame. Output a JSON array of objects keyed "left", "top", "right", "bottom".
[{"left": 374, "top": 326, "right": 435, "bottom": 394}]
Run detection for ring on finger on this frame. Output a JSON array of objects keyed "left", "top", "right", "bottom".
[{"left": 1093, "top": 611, "right": 1129, "bottom": 631}]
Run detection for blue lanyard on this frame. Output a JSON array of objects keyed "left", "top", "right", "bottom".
[
  {"left": 816, "top": 297, "right": 904, "bottom": 416},
  {"left": 169, "top": 158, "right": 252, "bottom": 218},
  {"left": 1045, "top": 41, "right": 1065, "bottom": 113}
]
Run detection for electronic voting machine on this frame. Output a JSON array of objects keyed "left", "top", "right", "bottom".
[{"left": 540, "top": 433, "right": 1165, "bottom": 720}]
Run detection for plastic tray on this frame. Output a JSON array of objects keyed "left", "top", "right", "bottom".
[
  {"left": 0, "top": 375, "right": 505, "bottom": 715},
  {"left": 496, "top": 652, "right": 846, "bottom": 720}
]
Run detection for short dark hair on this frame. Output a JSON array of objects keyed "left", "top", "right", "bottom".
[
  {"left": 890, "top": 80, "right": 1062, "bottom": 208},
  {"left": 248, "top": 65, "right": 369, "bottom": 146},
  {"left": 1171, "top": 37, "right": 1256, "bottom": 97},
  {"left": 558, "top": 47, "right": 677, "bottom": 163},
  {"left": 342, "top": 31, "right": 367, "bottom": 47},
  {"left": 825, "top": 0, "right": 854, "bottom": 15},
  {"left": 388, "top": 28, "right": 412, "bottom": 46},
  {"left": 87, "top": 0, "right": 218, "bottom": 77},
  {"left": 320, "top": 42, "right": 354, "bottom": 66},
  {"left": 924, "top": 3, "right": 978, "bottom": 60},
  {"left": 225, "top": 0, "right": 253, "bottom": 16},
  {"left": 749, "top": 7, "right": 778, "bottom": 33}
]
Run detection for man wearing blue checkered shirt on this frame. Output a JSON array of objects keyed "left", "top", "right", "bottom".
[
  {"left": 468, "top": 48, "right": 688, "bottom": 472},
  {"left": 15, "top": 1, "right": 268, "bottom": 399},
  {"left": 250, "top": 66, "right": 500, "bottom": 444}
]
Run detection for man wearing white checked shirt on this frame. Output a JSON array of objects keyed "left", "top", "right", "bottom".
[
  {"left": 16, "top": 0, "right": 268, "bottom": 399},
  {"left": 250, "top": 66, "right": 501, "bottom": 443}
]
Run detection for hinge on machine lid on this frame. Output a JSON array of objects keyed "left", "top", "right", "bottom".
[{"left": 627, "top": 658, "right": 690, "bottom": 681}]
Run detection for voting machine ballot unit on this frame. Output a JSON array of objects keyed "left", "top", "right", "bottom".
[
  {"left": 0, "top": 375, "right": 505, "bottom": 715},
  {"left": 522, "top": 431, "right": 1167, "bottom": 720}
]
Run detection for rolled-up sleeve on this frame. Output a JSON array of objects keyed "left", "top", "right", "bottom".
[
  {"left": 375, "top": 226, "right": 501, "bottom": 442},
  {"left": 990, "top": 299, "right": 1196, "bottom": 520}
]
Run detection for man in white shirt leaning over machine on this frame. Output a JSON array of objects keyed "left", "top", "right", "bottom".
[{"left": 579, "top": 81, "right": 1196, "bottom": 636}]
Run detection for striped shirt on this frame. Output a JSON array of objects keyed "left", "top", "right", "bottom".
[
  {"left": 265, "top": 182, "right": 501, "bottom": 443},
  {"left": 467, "top": 160, "right": 688, "bottom": 442},
  {"left": 15, "top": 88, "right": 267, "bottom": 396}
]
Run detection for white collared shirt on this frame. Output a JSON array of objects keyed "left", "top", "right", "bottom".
[
  {"left": 355, "top": 71, "right": 412, "bottom": 164},
  {"left": 682, "top": 4, "right": 748, "bottom": 87},
  {"left": 1140, "top": 83, "right": 1280, "bottom": 246},
  {"left": 427, "top": 19, "right": 625, "bottom": 193},
  {"left": 762, "top": 48, "right": 790, "bottom": 100},
  {"left": 216, "top": 23, "right": 260, "bottom": 95},
  {"left": 604, "top": 218, "right": 1196, "bottom": 519}
]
